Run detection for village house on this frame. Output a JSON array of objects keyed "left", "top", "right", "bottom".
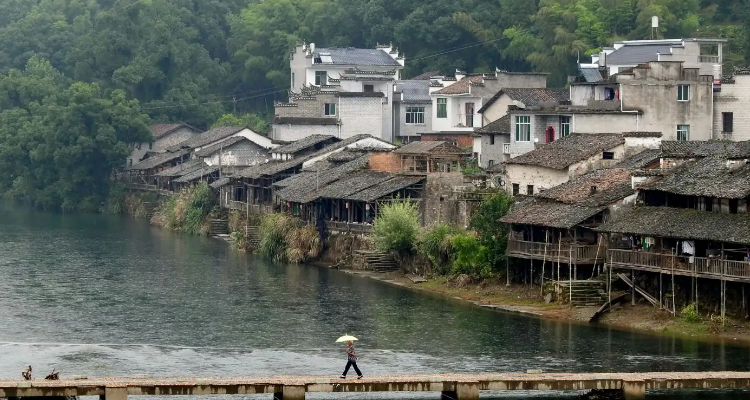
[
  {"left": 501, "top": 167, "right": 639, "bottom": 281},
  {"left": 595, "top": 141, "right": 750, "bottom": 311},
  {"left": 127, "top": 123, "right": 200, "bottom": 167},
  {"left": 582, "top": 37, "right": 726, "bottom": 78},
  {"left": 501, "top": 132, "right": 662, "bottom": 196},
  {"left": 391, "top": 141, "right": 470, "bottom": 174},
  {"left": 474, "top": 88, "right": 568, "bottom": 168},
  {"left": 273, "top": 43, "right": 404, "bottom": 142},
  {"left": 713, "top": 68, "right": 750, "bottom": 141},
  {"left": 392, "top": 79, "right": 432, "bottom": 143}
]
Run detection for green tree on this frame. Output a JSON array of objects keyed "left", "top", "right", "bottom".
[
  {"left": 372, "top": 201, "right": 420, "bottom": 254},
  {"left": 212, "top": 113, "right": 270, "bottom": 134},
  {"left": 469, "top": 192, "right": 514, "bottom": 272}
]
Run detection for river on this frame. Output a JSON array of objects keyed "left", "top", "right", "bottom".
[{"left": 0, "top": 202, "right": 748, "bottom": 399}]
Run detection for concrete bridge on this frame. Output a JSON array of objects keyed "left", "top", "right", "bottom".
[{"left": 3, "top": 372, "right": 750, "bottom": 400}]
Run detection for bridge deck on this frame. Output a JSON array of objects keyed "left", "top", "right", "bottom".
[{"left": 2, "top": 372, "right": 750, "bottom": 400}]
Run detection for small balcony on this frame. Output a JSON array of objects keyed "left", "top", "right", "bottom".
[
  {"left": 699, "top": 55, "right": 720, "bottom": 64},
  {"left": 508, "top": 239, "right": 605, "bottom": 264},
  {"left": 608, "top": 249, "right": 750, "bottom": 282}
]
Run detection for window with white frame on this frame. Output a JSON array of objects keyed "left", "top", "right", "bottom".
[
  {"left": 677, "top": 124, "right": 690, "bottom": 141},
  {"left": 677, "top": 85, "right": 690, "bottom": 101},
  {"left": 324, "top": 103, "right": 336, "bottom": 116},
  {"left": 315, "top": 71, "right": 327, "bottom": 86},
  {"left": 560, "top": 116, "right": 571, "bottom": 137},
  {"left": 405, "top": 106, "right": 425, "bottom": 124},
  {"left": 515, "top": 115, "right": 531, "bottom": 142},
  {"left": 437, "top": 98, "right": 447, "bottom": 118}
]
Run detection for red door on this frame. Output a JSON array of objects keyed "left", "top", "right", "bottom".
[{"left": 546, "top": 126, "right": 555, "bottom": 143}]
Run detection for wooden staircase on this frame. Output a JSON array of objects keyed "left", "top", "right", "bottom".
[
  {"left": 557, "top": 280, "right": 608, "bottom": 307},
  {"left": 245, "top": 225, "right": 261, "bottom": 249},
  {"left": 354, "top": 250, "right": 399, "bottom": 273},
  {"left": 208, "top": 219, "right": 229, "bottom": 235},
  {"left": 142, "top": 202, "right": 158, "bottom": 220}
]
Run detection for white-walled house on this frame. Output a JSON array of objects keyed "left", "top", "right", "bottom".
[{"left": 127, "top": 123, "right": 201, "bottom": 167}]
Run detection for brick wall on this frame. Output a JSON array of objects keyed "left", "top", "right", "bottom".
[
  {"left": 421, "top": 133, "right": 474, "bottom": 147},
  {"left": 714, "top": 75, "right": 750, "bottom": 141},
  {"left": 340, "top": 97, "right": 385, "bottom": 140},
  {"left": 369, "top": 152, "right": 402, "bottom": 172}
]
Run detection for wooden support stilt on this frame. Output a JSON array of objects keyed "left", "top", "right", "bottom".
[
  {"left": 659, "top": 270, "right": 663, "bottom": 309},
  {"left": 557, "top": 235, "right": 562, "bottom": 283},
  {"left": 541, "top": 230, "right": 548, "bottom": 295},
  {"left": 671, "top": 249, "right": 676, "bottom": 316},
  {"left": 631, "top": 269, "right": 636, "bottom": 306}
]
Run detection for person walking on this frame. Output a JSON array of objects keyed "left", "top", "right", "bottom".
[{"left": 340, "top": 340, "right": 363, "bottom": 379}]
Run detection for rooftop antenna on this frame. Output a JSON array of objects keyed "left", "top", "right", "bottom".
[{"left": 651, "top": 16, "right": 659, "bottom": 40}]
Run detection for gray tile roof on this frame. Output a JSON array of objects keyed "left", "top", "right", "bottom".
[
  {"left": 155, "top": 159, "right": 205, "bottom": 177},
  {"left": 613, "top": 149, "right": 661, "bottom": 169},
  {"left": 165, "top": 126, "right": 245, "bottom": 152},
  {"left": 194, "top": 136, "right": 252, "bottom": 157},
  {"left": 150, "top": 124, "right": 183, "bottom": 138},
  {"left": 500, "top": 198, "right": 605, "bottom": 229},
  {"left": 126, "top": 149, "right": 191, "bottom": 171},
  {"left": 579, "top": 67, "right": 605, "bottom": 83},
  {"left": 275, "top": 156, "right": 370, "bottom": 203},
  {"left": 173, "top": 166, "right": 220, "bottom": 183},
  {"left": 476, "top": 115, "right": 510, "bottom": 135},
  {"left": 643, "top": 157, "right": 750, "bottom": 199},
  {"left": 536, "top": 168, "right": 635, "bottom": 207},
  {"left": 660, "top": 140, "right": 750, "bottom": 159},
  {"left": 506, "top": 133, "right": 625, "bottom": 170},
  {"left": 315, "top": 47, "right": 401, "bottom": 66},
  {"left": 605, "top": 44, "right": 675, "bottom": 65},
  {"left": 411, "top": 71, "right": 441, "bottom": 80},
  {"left": 394, "top": 141, "right": 468, "bottom": 155},
  {"left": 273, "top": 117, "right": 340, "bottom": 126},
  {"left": 344, "top": 175, "right": 425, "bottom": 202},
  {"left": 595, "top": 206, "right": 750, "bottom": 245},
  {"left": 395, "top": 80, "right": 431, "bottom": 103},
  {"left": 501, "top": 88, "right": 569, "bottom": 106},
  {"left": 315, "top": 170, "right": 395, "bottom": 200},
  {"left": 210, "top": 177, "right": 231, "bottom": 189},
  {"left": 272, "top": 135, "right": 337, "bottom": 154}
]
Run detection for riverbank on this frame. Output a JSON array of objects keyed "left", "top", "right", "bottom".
[{"left": 333, "top": 267, "right": 750, "bottom": 346}]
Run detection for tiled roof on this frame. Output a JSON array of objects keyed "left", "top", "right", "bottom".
[
  {"left": 344, "top": 175, "right": 425, "bottom": 202},
  {"left": 505, "top": 133, "right": 625, "bottom": 170},
  {"left": 126, "top": 149, "right": 190, "bottom": 171},
  {"left": 411, "top": 71, "right": 441, "bottom": 80},
  {"left": 314, "top": 47, "right": 401, "bottom": 66},
  {"left": 275, "top": 156, "right": 370, "bottom": 203},
  {"left": 173, "top": 166, "right": 220, "bottom": 183},
  {"left": 622, "top": 131, "right": 662, "bottom": 137},
  {"left": 536, "top": 168, "right": 635, "bottom": 207},
  {"left": 432, "top": 76, "right": 484, "bottom": 95},
  {"left": 210, "top": 177, "right": 231, "bottom": 189},
  {"left": 273, "top": 117, "right": 339, "bottom": 126},
  {"left": 497, "top": 88, "right": 568, "bottom": 108},
  {"left": 315, "top": 171, "right": 395, "bottom": 199},
  {"left": 613, "top": 149, "right": 661, "bottom": 169},
  {"left": 336, "top": 91, "right": 384, "bottom": 97},
  {"left": 643, "top": 157, "right": 750, "bottom": 199},
  {"left": 155, "top": 159, "right": 205, "bottom": 177},
  {"left": 660, "top": 140, "right": 750, "bottom": 159},
  {"left": 194, "top": 136, "right": 252, "bottom": 157},
  {"left": 579, "top": 67, "right": 605, "bottom": 83},
  {"left": 595, "top": 206, "right": 750, "bottom": 245},
  {"left": 476, "top": 115, "right": 511, "bottom": 135},
  {"left": 605, "top": 44, "right": 675, "bottom": 65},
  {"left": 500, "top": 198, "right": 605, "bottom": 229},
  {"left": 150, "top": 124, "right": 183, "bottom": 138},
  {"left": 272, "top": 135, "right": 337, "bottom": 154},
  {"left": 165, "top": 126, "right": 245, "bottom": 152},
  {"left": 394, "top": 141, "right": 468, "bottom": 155},
  {"left": 394, "top": 80, "right": 431, "bottom": 102}
]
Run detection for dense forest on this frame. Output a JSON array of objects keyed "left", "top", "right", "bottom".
[{"left": 1, "top": 0, "right": 749, "bottom": 211}]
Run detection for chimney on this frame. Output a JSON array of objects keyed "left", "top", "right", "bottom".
[{"left": 310, "top": 43, "right": 316, "bottom": 54}]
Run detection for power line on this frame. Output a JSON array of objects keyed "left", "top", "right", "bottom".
[
  {"left": 407, "top": 37, "right": 504, "bottom": 63},
  {"left": 140, "top": 87, "right": 290, "bottom": 111}
]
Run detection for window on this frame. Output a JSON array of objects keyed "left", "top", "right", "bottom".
[
  {"left": 465, "top": 102, "right": 475, "bottom": 127},
  {"left": 437, "top": 98, "right": 447, "bottom": 118},
  {"left": 490, "top": 134, "right": 495, "bottom": 145},
  {"left": 560, "top": 116, "right": 571, "bottom": 137},
  {"left": 512, "top": 184, "right": 520, "bottom": 196},
  {"left": 315, "top": 71, "right": 327, "bottom": 86},
  {"left": 324, "top": 103, "right": 336, "bottom": 116},
  {"left": 677, "top": 124, "right": 690, "bottom": 141},
  {"left": 678, "top": 84, "right": 690, "bottom": 101},
  {"left": 527, "top": 185, "right": 534, "bottom": 195},
  {"left": 364, "top": 84, "right": 374, "bottom": 92},
  {"left": 488, "top": 160, "right": 495, "bottom": 167},
  {"left": 405, "top": 106, "right": 425, "bottom": 124},
  {"left": 602, "top": 151, "right": 614, "bottom": 160},
  {"left": 515, "top": 115, "right": 531, "bottom": 142},
  {"left": 723, "top": 112, "right": 734, "bottom": 133}
]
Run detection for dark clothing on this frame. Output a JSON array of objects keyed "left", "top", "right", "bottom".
[
  {"left": 342, "top": 360, "right": 362, "bottom": 377},
  {"left": 347, "top": 345, "right": 357, "bottom": 361}
]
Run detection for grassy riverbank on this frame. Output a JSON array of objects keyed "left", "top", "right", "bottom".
[{"left": 335, "top": 269, "right": 750, "bottom": 345}]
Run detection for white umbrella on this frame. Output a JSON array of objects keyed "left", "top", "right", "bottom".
[{"left": 336, "top": 334, "right": 358, "bottom": 343}]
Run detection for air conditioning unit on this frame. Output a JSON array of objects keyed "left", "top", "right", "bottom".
[{"left": 503, "top": 143, "right": 510, "bottom": 154}]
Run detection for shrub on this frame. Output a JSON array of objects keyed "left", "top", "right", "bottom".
[
  {"left": 470, "top": 192, "right": 514, "bottom": 273},
  {"left": 372, "top": 201, "right": 420, "bottom": 254},
  {"left": 451, "top": 233, "right": 491, "bottom": 277},
  {"left": 258, "top": 213, "right": 321, "bottom": 263},
  {"left": 419, "top": 223, "right": 458, "bottom": 275},
  {"left": 151, "top": 183, "right": 216, "bottom": 235},
  {"left": 286, "top": 224, "right": 322, "bottom": 263},
  {"left": 680, "top": 303, "right": 700, "bottom": 322}
]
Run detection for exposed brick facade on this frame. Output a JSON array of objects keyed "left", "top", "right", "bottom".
[
  {"left": 369, "top": 152, "right": 402, "bottom": 172},
  {"left": 421, "top": 133, "right": 474, "bottom": 148}
]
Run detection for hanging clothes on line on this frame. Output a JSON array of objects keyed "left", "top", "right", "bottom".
[{"left": 682, "top": 240, "right": 695, "bottom": 255}]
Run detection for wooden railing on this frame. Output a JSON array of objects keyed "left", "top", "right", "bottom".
[
  {"left": 608, "top": 249, "right": 750, "bottom": 281},
  {"left": 507, "top": 239, "right": 604, "bottom": 263},
  {"left": 325, "top": 221, "right": 372, "bottom": 235}
]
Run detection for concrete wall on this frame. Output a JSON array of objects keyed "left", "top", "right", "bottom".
[
  {"left": 504, "top": 164, "right": 569, "bottom": 196},
  {"left": 203, "top": 141, "right": 270, "bottom": 167},
  {"left": 393, "top": 102, "right": 433, "bottom": 139},
  {"left": 276, "top": 93, "right": 339, "bottom": 119},
  {"left": 272, "top": 124, "right": 339, "bottom": 141},
  {"left": 476, "top": 134, "right": 509, "bottom": 168},
  {"left": 713, "top": 74, "right": 750, "bottom": 141},
  {"left": 567, "top": 144, "right": 625, "bottom": 177},
  {"left": 339, "top": 97, "right": 386, "bottom": 140},
  {"left": 481, "top": 94, "right": 515, "bottom": 125},
  {"left": 422, "top": 173, "right": 464, "bottom": 226}
]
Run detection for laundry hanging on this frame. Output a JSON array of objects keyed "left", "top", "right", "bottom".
[{"left": 682, "top": 240, "right": 695, "bottom": 255}]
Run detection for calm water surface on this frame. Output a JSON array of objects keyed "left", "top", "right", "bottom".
[{"left": 0, "top": 203, "right": 748, "bottom": 399}]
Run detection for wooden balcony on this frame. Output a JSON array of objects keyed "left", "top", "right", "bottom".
[
  {"left": 608, "top": 249, "right": 750, "bottom": 282},
  {"left": 507, "top": 239, "right": 605, "bottom": 264},
  {"left": 325, "top": 221, "right": 372, "bottom": 235},
  {"left": 220, "top": 200, "right": 274, "bottom": 215}
]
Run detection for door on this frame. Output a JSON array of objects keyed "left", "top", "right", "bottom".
[
  {"left": 546, "top": 126, "right": 555, "bottom": 143},
  {"left": 465, "top": 102, "right": 474, "bottom": 127}
]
